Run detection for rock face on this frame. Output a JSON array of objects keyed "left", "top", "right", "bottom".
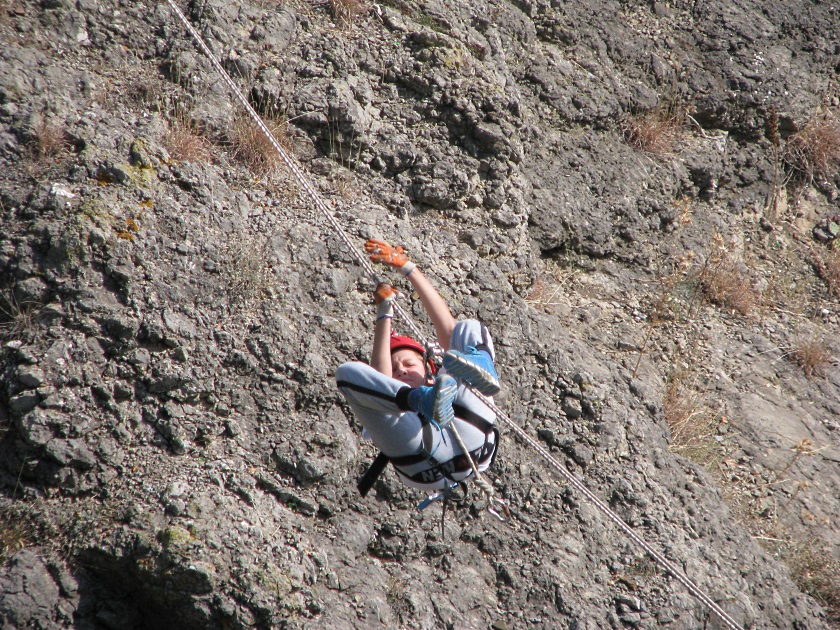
[{"left": 1, "top": 0, "right": 839, "bottom": 628}]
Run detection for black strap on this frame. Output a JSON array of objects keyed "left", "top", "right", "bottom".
[
  {"left": 357, "top": 452, "right": 390, "bottom": 497},
  {"left": 452, "top": 403, "right": 494, "bottom": 433},
  {"left": 337, "top": 380, "right": 412, "bottom": 410}
]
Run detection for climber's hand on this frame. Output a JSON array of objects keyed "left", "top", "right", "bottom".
[
  {"left": 365, "top": 239, "right": 415, "bottom": 276},
  {"left": 373, "top": 282, "right": 399, "bottom": 305},
  {"left": 374, "top": 282, "right": 399, "bottom": 320}
]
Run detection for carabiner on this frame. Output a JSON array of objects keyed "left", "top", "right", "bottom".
[
  {"left": 416, "top": 481, "right": 465, "bottom": 511},
  {"left": 487, "top": 496, "right": 510, "bottom": 522}
]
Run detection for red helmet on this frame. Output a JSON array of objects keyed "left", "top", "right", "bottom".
[{"left": 390, "top": 332, "right": 436, "bottom": 374}]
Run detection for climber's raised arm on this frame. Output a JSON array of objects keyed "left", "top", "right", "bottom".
[
  {"left": 364, "top": 239, "right": 456, "bottom": 350},
  {"left": 369, "top": 282, "right": 396, "bottom": 377}
]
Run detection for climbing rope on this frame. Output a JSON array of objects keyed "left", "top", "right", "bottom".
[
  {"left": 474, "top": 392, "right": 744, "bottom": 630},
  {"left": 447, "top": 417, "right": 507, "bottom": 518},
  {"left": 161, "top": 0, "right": 429, "bottom": 346},
  {"left": 161, "top": 3, "right": 745, "bottom": 628}
]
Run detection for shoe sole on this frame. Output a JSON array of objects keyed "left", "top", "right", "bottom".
[
  {"left": 433, "top": 375, "right": 458, "bottom": 427},
  {"left": 443, "top": 351, "right": 501, "bottom": 396}
]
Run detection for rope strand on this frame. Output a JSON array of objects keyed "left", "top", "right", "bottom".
[
  {"left": 162, "top": 3, "right": 745, "bottom": 628},
  {"left": 474, "top": 392, "right": 745, "bottom": 630},
  {"left": 161, "top": 0, "right": 428, "bottom": 344}
]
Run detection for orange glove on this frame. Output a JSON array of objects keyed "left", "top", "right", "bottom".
[
  {"left": 373, "top": 282, "right": 399, "bottom": 320},
  {"left": 365, "top": 238, "right": 416, "bottom": 276}
]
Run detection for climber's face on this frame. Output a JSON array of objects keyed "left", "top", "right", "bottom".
[{"left": 391, "top": 348, "right": 431, "bottom": 388}]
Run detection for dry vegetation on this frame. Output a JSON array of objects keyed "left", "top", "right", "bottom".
[
  {"left": 780, "top": 538, "right": 840, "bottom": 625},
  {"left": 0, "top": 503, "right": 34, "bottom": 564},
  {"left": 790, "top": 337, "right": 832, "bottom": 379},
  {"left": 764, "top": 107, "right": 789, "bottom": 221},
  {"left": 27, "top": 116, "right": 71, "bottom": 161},
  {"left": 662, "top": 375, "right": 724, "bottom": 466},
  {"left": 525, "top": 276, "right": 564, "bottom": 310},
  {"left": 700, "top": 258, "right": 757, "bottom": 315},
  {"left": 684, "top": 405, "right": 840, "bottom": 623},
  {"left": 642, "top": 213, "right": 840, "bottom": 623},
  {"left": 128, "top": 68, "right": 183, "bottom": 114},
  {"left": 525, "top": 262, "right": 576, "bottom": 311},
  {"left": 697, "top": 235, "right": 757, "bottom": 316},
  {"left": 813, "top": 247, "right": 840, "bottom": 298},
  {"left": 329, "top": 0, "right": 366, "bottom": 27},
  {"left": 784, "top": 109, "right": 840, "bottom": 183},
  {"left": 0, "top": 293, "right": 40, "bottom": 341},
  {"left": 386, "top": 576, "right": 414, "bottom": 626},
  {"left": 742, "top": 438, "right": 840, "bottom": 625},
  {"left": 228, "top": 115, "right": 290, "bottom": 175},
  {"left": 623, "top": 102, "right": 687, "bottom": 156},
  {"left": 164, "top": 113, "right": 215, "bottom": 164},
  {"left": 221, "top": 235, "right": 273, "bottom": 308}
]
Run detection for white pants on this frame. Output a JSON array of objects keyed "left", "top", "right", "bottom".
[{"left": 336, "top": 320, "right": 497, "bottom": 490}]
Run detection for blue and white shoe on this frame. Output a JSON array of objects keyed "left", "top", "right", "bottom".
[
  {"left": 409, "top": 374, "right": 458, "bottom": 427},
  {"left": 443, "top": 347, "right": 500, "bottom": 396}
]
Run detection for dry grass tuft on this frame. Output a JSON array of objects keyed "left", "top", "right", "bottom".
[
  {"left": 662, "top": 376, "right": 722, "bottom": 466},
  {"left": 525, "top": 263, "right": 576, "bottom": 311},
  {"left": 128, "top": 73, "right": 166, "bottom": 110},
  {"left": 623, "top": 106, "right": 686, "bottom": 156},
  {"left": 0, "top": 504, "right": 35, "bottom": 564},
  {"left": 124, "top": 61, "right": 185, "bottom": 115},
  {"left": 228, "top": 115, "right": 290, "bottom": 175},
  {"left": 784, "top": 110, "right": 840, "bottom": 182},
  {"left": 164, "top": 114, "right": 214, "bottom": 164},
  {"left": 698, "top": 234, "right": 757, "bottom": 316},
  {"left": 700, "top": 259, "right": 756, "bottom": 316},
  {"left": 221, "top": 236, "right": 272, "bottom": 307},
  {"left": 386, "top": 576, "right": 414, "bottom": 625},
  {"left": 28, "top": 117, "right": 71, "bottom": 160},
  {"left": 790, "top": 338, "right": 832, "bottom": 379},
  {"left": 525, "top": 277, "right": 563, "bottom": 310},
  {"left": 813, "top": 247, "right": 840, "bottom": 298},
  {"left": 0, "top": 293, "right": 40, "bottom": 341},
  {"left": 330, "top": 0, "right": 366, "bottom": 27}
]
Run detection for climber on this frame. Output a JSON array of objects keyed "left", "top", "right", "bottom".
[{"left": 336, "top": 238, "right": 501, "bottom": 495}]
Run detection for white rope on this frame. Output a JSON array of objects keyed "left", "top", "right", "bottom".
[
  {"left": 161, "top": 3, "right": 745, "bottom": 628},
  {"left": 448, "top": 421, "right": 495, "bottom": 502},
  {"left": 161, "top": 0, "right": 428, "bottom": 345},
  {"left": 474, "top": 393, "right": 745, "bottom": 630}
]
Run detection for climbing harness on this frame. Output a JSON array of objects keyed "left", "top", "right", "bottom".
[
  {"left": 356, "top": 402, "right": 499, "bottom": 500},
  {"left": 162, "top": 3, "right": 744, "bottom": 628}
]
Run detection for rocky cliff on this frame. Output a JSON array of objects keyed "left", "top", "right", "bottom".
[{"left": 1, "top": 0, "right": 839, "bottom": 628}]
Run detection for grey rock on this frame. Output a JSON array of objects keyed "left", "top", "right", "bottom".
[
  {"left": 561, "top": 396, "right": 583, "bottom": 418},
  {"left": 45, "top": 438, "right": 96, "bottom": 469},
  {"left": 14, "top": 409, "right": 54, "bottom": 447},
  {"left": 14, "top": 276, "right": 50, "bottom": 303},
  {"left": 16, "top": 365, "right": 45, "bottom": 389},
  {"left": 0, "top": 0, "right": 838, "bottom": 628},
  {"left": 9, "top": 391, "right": 40, "bottom": 416},
  {"left": 0, "top": 551, "right": 67, "bottom": 629}
]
